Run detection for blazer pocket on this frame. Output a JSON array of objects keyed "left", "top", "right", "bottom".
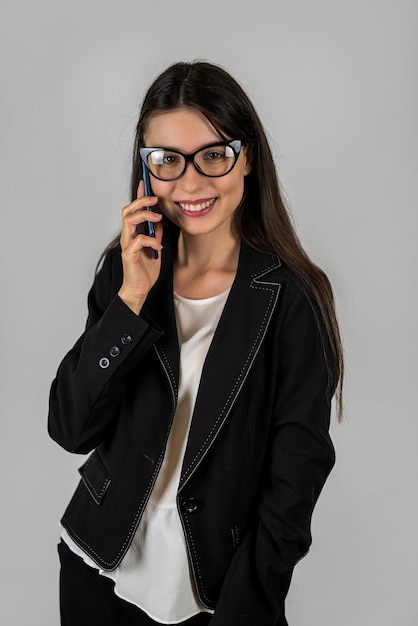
[{"left": 78, "top": 450, "right": 111, "bottom": 505}]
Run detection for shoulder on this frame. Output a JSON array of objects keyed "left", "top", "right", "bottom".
[
  {"left": 242, "top": 244, "right": 331, "bottom": 356},
  {"left": 241, "top": 243, "right": 318, "bottom": 311}
]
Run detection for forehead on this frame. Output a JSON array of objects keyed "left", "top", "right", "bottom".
[{"left": 144, "top": 107, "right": 225, "bottom": 151}]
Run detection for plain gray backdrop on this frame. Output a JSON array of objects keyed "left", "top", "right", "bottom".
[{"left": 1, "top": 0, "right": 417, "bottom": 624}]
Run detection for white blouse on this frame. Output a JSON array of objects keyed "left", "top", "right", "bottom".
[{"left": 62, "top": 288, "right": 230, "bottom": 623}]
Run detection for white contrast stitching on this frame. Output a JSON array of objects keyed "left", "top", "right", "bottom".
[
  {"left": 182, "top": 511, "right": 211, "bottom": 605},
  {"left": 64, "top": 451, "right": 165, "bottom": 569},
  {"left": 154, "top": 345, "right": 178, "bottom": 402},
  {"left": 80, "top": 455, "right": 110, "bottom": 501},
  {"left": 82, "top": 474, "right": 111, "bottom": 502},
  {"left": 231, "top": 526, "right": 239, "bottom": 550}
]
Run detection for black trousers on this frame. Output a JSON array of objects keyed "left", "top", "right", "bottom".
[{"left": 58, "top": 540, "right": 212, "bottom": 626}]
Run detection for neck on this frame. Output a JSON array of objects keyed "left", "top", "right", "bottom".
[
  {"left": 176, "top": 230, "right": 240, "bottom": 274},
  {"left": 173, "top": 228, "right": 241, "bottom": 299}
]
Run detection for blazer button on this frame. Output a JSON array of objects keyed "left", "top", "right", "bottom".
[
  {"left": 121, "top": 334, "right": 133, "bottom": 345},
  {"left": 99, "top": 357, "right": 110, "bottom": 369},
  {"left": 182, "top": 498, "right": 199, "bottom": 514},
  {"left": 109, "top": 346, "right": 121, "bottom": 357}
]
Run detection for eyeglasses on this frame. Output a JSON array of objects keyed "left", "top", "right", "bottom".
[{"left": 139, "top": 139, "right": 242, "bottom": 181}]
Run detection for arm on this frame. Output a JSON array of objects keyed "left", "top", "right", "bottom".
[
  {"left": 48, "top": 182, "right": 164, "bottom": 454},
  {"left": 211, "top": 288, "right": 336, "bottom": 625},
  {"left": 47, "top": 249, "right": 163, "bottom": 455}
]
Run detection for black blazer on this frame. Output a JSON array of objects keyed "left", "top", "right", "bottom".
[{"left": 48, "top": 236, "right": 335, "bottom": 626}]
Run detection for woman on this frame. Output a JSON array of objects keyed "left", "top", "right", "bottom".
[{"left": 48, "top": 60, "right": 343, "bottom": 626}]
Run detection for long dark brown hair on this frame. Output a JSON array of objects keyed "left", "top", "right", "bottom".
[{"left": 103, "top": 60, "right": 344, "bottom": 418}]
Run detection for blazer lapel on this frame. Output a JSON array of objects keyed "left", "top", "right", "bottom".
[{"left": 179, "top": 244, "right": 283, "bottom": 491}]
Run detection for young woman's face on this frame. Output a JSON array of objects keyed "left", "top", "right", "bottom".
[{"left": 143, "top": 108, "right": 251, "bottom": 240}]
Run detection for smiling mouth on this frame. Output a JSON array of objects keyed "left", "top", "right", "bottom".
[{"left": 177, "top": 198, "right": 216, "bottom": 213}]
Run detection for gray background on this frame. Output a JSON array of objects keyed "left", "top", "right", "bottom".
[{"left": 1, "top": 0, "right": 417, "bottom": 624}]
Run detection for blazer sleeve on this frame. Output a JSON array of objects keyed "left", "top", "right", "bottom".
[
  {"left": 48, "top": 249, "right": 163, "bottom": 455},
  {"left": 210, "top": 288, "right": 336, "bottom": 625}
]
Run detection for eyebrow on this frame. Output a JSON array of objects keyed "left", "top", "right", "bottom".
[{"left": 143, "top": 140, "right": 230, "bottom": 154}]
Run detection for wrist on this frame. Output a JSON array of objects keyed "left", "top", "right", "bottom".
[{"left": 117, "top": 288, "right": 147, "bottom": 315}]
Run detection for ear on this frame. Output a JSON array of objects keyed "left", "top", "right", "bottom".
[{"left": 243, "top": 146, "right": 252, "bottom": 176}]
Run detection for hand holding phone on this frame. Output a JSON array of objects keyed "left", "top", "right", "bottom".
[{"left": 142, "top": 163, "right": 159, "bottom": 260}]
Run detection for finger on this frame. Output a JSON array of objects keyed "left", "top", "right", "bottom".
[
  {"left": 126, "top": 232, "right": 164, "bottom": 254},
  {"left": 137, "top": 179, "right": 144, "bottom": 198},
  {"left": 133, "top": 212, "right": 162, "bottom": 239},
  {"left": 120, "top": 204, "right": 160, "bottom": 245},
  {"left": 122, "top": 195, "right": 158, "bottom": 217},
  {"left": 124, "top": 210, "right": 162, "bottom": 228},
  {"left": 153, "top": 219, "right": 164, "bottom": 243},
  {"left": 120, "top": 212, "right": 162, "bottom": 249}
]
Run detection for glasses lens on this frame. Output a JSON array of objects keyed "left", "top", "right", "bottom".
[
  {"left": 146, "top": 149, "right": 185, "bottom": 181},
  {"left": 195, "top": 144, "right": 237, "bottom": 177}
]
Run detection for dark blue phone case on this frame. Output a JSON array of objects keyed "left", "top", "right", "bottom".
[{"left": 142, "top": 164, "right": 158, "bottom": 259}]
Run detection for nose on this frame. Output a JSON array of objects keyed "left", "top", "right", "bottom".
[{"left": 177, "top": 161, "right": 205, "bottom": 192}]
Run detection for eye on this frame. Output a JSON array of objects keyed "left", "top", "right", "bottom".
[
  {"left": 149, "top": 150, "right": 181, "bottom": 167},
  {"left": 163, "top": 154, "right": 180, "bottom": 164},
  {"left": 202, "top": 149, "right": 227, "bottom": 162},
  {"left": 161, "top": 152, "right": 182, "bottom": 167}
]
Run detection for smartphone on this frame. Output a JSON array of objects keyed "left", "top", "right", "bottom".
[{"left": 142, "top": 163, "right": 158, "bottom": 260}]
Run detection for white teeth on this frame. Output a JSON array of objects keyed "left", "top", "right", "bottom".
[{"left": 178, "top": 198, "right": 215, "bottom": 212}]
